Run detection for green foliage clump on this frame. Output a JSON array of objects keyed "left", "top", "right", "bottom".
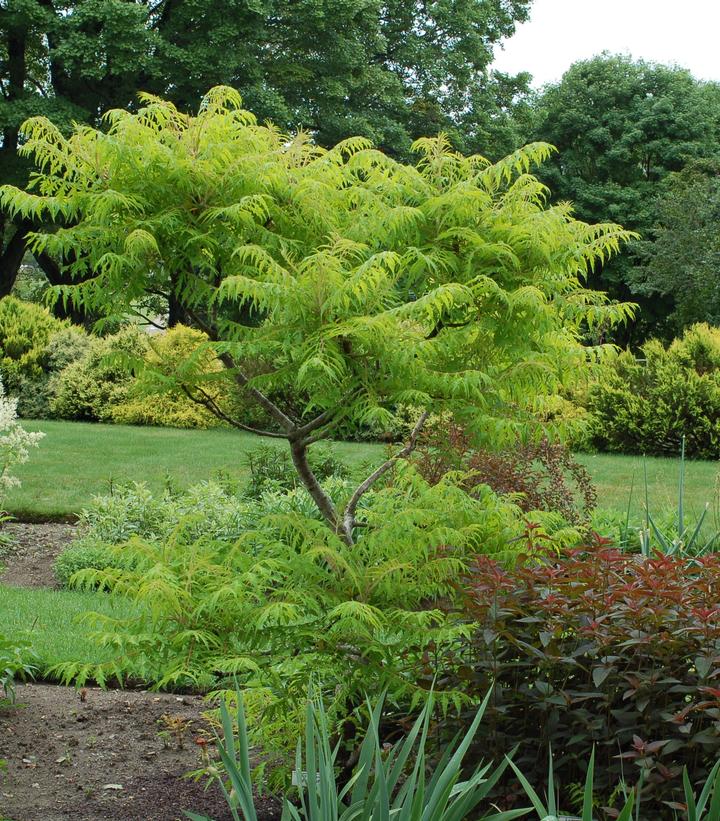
[
  {"left": 54, "top": 542, "right": 135, "bottom": 588},
  {"left": 245, "top": 443, "right": 349, "bottom": 498},
  {"left": 52, "top": 467, "right": 536, "bottom": 779},
  {"left": 50, "top": 325, "right": 149, "bottom": 421},
  {"left": 0, "top": 296, "right": 69, "bottom": 416},
  {"left": 55, "top": 479, "right": 264, "bottom": 587},
  {"left": 588, "top": 323, "right": 720, "bottom": 458},
  {"left": 0, "top": 630, "right": 37, "bottom": 704},
  {"left": 112, "top": 324, "right": 226, "bottom": 429},
  {"left": 74, "top": 482, "right": 171, "bottom": 546},
  {"left": 0, "top": 296, "right": 62, "bottom": 382}
]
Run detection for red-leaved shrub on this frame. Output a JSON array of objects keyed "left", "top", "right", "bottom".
[
  {"left": 449, "top": 542, "right": 720, "bottom": 817},
  {"left": 414, "top": 421, "right": 596, "bottom": 526}
]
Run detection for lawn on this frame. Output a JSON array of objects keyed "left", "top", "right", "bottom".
[
  {"left": 7, "top": 419, "right": 384, "bottom": 519},
  {"left": 576, "top": 451, "right": 720, "bottom": 524},
  {"left": 0, "top": 584, "right": 138, "bottom": 673},
  {"left": 6, "top": 419, "right": 720, "bottom": 522}
]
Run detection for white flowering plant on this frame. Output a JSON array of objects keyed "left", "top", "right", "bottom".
[{"left": 0, "top": 378, "right": 44, "bottom": 510}]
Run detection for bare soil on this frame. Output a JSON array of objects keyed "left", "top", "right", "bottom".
[
  {"left": 0, "top": 526, "right": 281, "bottom": 821},
  {"left": 0, "top": 683, "right": 280, "bottom": 821},
  {"left": 0, "top": 524, "right": 76, "bottom": 589}
]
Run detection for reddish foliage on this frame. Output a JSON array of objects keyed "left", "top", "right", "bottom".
[
  {"left": 445, "top": 545, "right": 720, "bottom": 817},
  {"left": 414, "top": 421, "right": 596, "bottom": 526}
]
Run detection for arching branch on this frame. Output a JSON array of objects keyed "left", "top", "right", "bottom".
[{"left": 341, "top": 411, "right": 429, "bottom": 542}]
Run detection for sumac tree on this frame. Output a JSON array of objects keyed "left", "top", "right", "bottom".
[{"left": 0, "top": 88, "right": 634, "bottom": 543}]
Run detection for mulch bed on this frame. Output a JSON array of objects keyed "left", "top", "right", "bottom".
[
  {"left": 0, "top": 683, "right": 282, "bottom": 821},
  {"left": 0, "top": 525, "right": 281, "bottom": 821},
  {"left": 0, "top": 523, "right": 76, "bottom": 589}
]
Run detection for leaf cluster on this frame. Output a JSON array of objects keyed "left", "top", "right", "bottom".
[
  {"left": 449, "top": 544, "right": 720, "bottom": 817},
  {"left": 587, "top": 324, "right": 720, "bottom": 458}
]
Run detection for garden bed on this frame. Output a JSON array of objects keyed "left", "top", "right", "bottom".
[
  {"left": 0, "top": 682, "right": 281, "bottom": 821},
  {"left": 0, "top": 524, "right": 75, "bottom": 589},
  {"left": 0, "top": 525, "right": 279, "bottom": 821}
]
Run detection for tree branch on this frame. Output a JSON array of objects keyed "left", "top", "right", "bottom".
[
  {"left": 182, "top": 384, "right": 287, "bottom": 439},
  {"left": 341, "top": 411, "right": 429, "bottom": 541},
  {"left": 290, "top": 438, "right": 345, "bottom": 541},
  {"left": 297, "top": 406, "right": 339, "bottom": 437},
  {"left": 217, "top": 351, "right": 299, "bottom": 435},
  {"left": 132, "top": 309, "right": 167, "bottom": 331}
]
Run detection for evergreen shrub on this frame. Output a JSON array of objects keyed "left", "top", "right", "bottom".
[
  {"left": 112, "top": 324, "right": 227, "bottom": 429},
  {"left": 50, "top": 325, "right": 149, "bottom": 421},
  {"left": 0, "top": 296, "right": 78, "bottom": 417},
  {"left": 588, "top": 324, "right": 720, "bottom": 458}
]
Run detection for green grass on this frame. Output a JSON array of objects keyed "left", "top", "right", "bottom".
[
  {"left": 0, "top": 584, "right": 137, "bottom": 674},
  {"left": 7, "top": 419, "right": 384, "bottom": 519},
  {"left": 576, "top": 451, "right": 720, "bottom": 525},
  {"left": 6, "top": 419, "right": 720, "bottom": 522}
]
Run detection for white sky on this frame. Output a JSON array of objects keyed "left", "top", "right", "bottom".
[{"left": 491, "top": 0, "right": 720, "bottom": 87}]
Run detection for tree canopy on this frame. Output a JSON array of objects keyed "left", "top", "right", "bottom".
[
  {"left": 531, "top": 54, "right": 720, "bottom": 340},
  {"left": 634, "top": 160, "right": 720, "bottom": 333},
  {"left": 0, "top": 88, "right": 634, "bottom": 541},
  {"left": 0, "top": 0, "right": 534, "bottom": 303}
]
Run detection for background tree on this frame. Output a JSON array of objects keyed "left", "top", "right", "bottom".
[
  {"left": 531, "top": 54, "right": 720, "bottom": 342},
  {"left": 634, "top": 160, "right": 720, "bottom": 333},
  {"left": 0, "top": 0, "right": 533, "bottom": 307},
  {"left": 0, "top": 88, "right": 633, "bottom": 542}
]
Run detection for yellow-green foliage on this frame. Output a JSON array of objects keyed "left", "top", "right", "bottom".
[
  {"left": 50, "top": 325, "right": 149, "bottom": 421},
  {"left": 0, "top": 297, "right": 93, "bottom": 417},
  {"left": 588, "top": 323, "right": 720, "bottom": 458},
  {"left": 0, "top": 88, "right": 636, "bottom": 450},
  {"left": 51, "top": 466, "right": 539, "bottom": 781},
  {"left": 0, "top": 296, "right": 65, "bottom": 388},
  {"left": 112, "top": 325, "right": 224, "bottom": 428}
]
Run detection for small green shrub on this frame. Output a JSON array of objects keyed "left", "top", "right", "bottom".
[
  {"left": 56, "top": 479, "right": 263, "bottom": 587},
  {"left": 112, "top": 324, "right": 227, "bottom": 429},
  {"left": 50, "top": 325, "right": 149, "bottom": 421},
  {"left": 75, "top": 481, "right": 171, "bottom": 544},
  {"left": 588, "top": 323, "right": 720, "bottom": 458},
  {"left": 0, "top": 630, "right": 37, "bottom": 704},
  {"left": 54, "top": 542, "right": 134, "bottom": 587},
  {"left": 51, "top": 467, "right": 535, "bottom": 781},
  {"left": 0, "top": 297, "right": 70, "bottom": 417},
  {"left": 245, "top": 442, "right": 349, "bottom": 498},
  {"left": 44, "top": 325, "right": 92, "bottom": 373}
]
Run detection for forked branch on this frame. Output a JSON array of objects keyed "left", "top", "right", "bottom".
[{"left": 341, "top": 411, "right": 429, "bottom": 543}]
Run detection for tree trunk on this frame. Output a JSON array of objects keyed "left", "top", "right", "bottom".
[
  {"left": 0, "top": 219, "right": 32, "bottom": 298},
  {"left": 35, "top": 250, "right": 90, "bottom": 324},
  {"left": 4, "top": 19, "right": 27, "bottom": 154}
]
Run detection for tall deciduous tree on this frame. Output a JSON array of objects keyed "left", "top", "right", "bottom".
[
  {"left": 0, "top": 0, "right": 533, "bottom": 302},
  {"left": 531, "top": 54, "right": 720, "bottom": 341},
  {"left": 634, "top": 160, "right": 720, "bottom": 332},
  {"left": 0, "top": 89, "right": 634, "bottom": 542}
]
